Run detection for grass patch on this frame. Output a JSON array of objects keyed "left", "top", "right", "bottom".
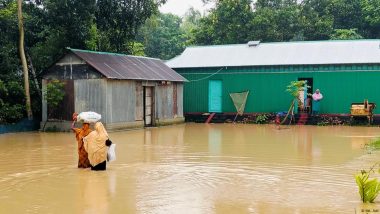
[{"left": 366, "top": 139, "right": 380, "bottom": 151}]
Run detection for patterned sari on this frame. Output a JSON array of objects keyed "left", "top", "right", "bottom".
[{"left": 73, "top": 126, "right": 92, "bottom": 168}]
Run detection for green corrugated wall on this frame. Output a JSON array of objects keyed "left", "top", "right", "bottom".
[{"left": 176, "top": 64, "right": 380, "bottom": 114}]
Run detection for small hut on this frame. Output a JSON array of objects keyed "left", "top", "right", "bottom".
[{"left": 41, "top": 48, "right": 187, "bottom": 131}]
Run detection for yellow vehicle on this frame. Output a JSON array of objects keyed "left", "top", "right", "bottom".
[{"left": 350, "top": 100, "right": 376, "bottom": 124}]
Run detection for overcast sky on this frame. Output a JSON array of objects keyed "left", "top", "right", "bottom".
[{"left": 159, "top": 0, "right": 213, "bottom": 16}]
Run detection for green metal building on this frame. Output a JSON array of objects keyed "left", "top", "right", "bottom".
[{"left": 166, "top": 40, "right": 380, "bottom": 115}]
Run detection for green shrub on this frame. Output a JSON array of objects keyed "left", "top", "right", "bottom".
[
  {"left": 255, "top": 114, "right": 268, "bottom": 124},
  {"left": 0, "top": 80, "right": 26, "bottom": 124},
  {"left": 371, "top": 139, "right": 380, "bottom": 150},
  {"left": 355, "top": 170, "right": 380, "bottom": 203},
  {"left": 0, "top": 103, "right": 24, "bottom": 123},
  {"left": 42, "top": 80, "right": 65, "bottom": 131},
  {"left": 44, "top": 80, "right": 65, "bottom": 108},
  {"left": 364, "top": 139, "right": 380, "bottom": 153}
]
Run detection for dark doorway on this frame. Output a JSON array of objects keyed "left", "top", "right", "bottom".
[
  {"left": 143, "top": 87, "right": 154, "bottom": 127},
  {"left": 298, "top": 78, "right": 313, "bottom": 113}
]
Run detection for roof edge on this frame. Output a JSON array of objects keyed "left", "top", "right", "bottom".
[
  {"left": 170, "top": 62, "right": 380, "bottom": 69},
  {"left": 184, "top": 39, "right": 380, "bottom": 49},
  {"left": 67, "top": 48, "right": 161, "bottom": 61}
]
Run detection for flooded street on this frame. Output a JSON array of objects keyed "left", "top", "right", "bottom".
[{"left": 1, "top": 123, "right": 380, "bottom": 213}]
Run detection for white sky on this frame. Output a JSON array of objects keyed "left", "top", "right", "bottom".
[{"left": 159, "top": 0, "right": 213, "bottom": 17}]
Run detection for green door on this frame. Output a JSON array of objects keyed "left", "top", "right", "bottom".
[{"left": 208, "top": 80, "right": 222, "bottom": 112}]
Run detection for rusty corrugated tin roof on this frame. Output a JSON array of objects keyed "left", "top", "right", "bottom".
[{"left": 70, "top": 48, "right": 187, "bottom": 82}]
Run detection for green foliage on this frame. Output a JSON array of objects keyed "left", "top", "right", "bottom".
[
  {"left": 129, "top": 42, "right": 145, "bottom": 56},
  {"left": 327, "top": 0, "right": 364, "bottom": 30},
  {"left": 137, "top": 13, "right": 186, "bottom": 59},
  {"left": 299, "top": 1, "right": 334, "bottom": 40},
  {"left": 0, "top": 80, "right": 25, "bottom": 123},
  {"left": 255, "top": 114, "right": 269, "bottom": 124},
  {"left": 252, "top": 3, "right": 305, "bottom": 42},
  {"left": 330, "top": 28, "right": 363, "bottom": 40},
  {"left": 0, "top": 103, "right": 24, "bottom": 123},
  {"left": 355, "top": 169, "right": 380, "bottom": 203},
  {"left": 365, "top": 139, "right": 380, "bottom": 152},
  {"left": 193, "top": 0, "right": 254, "bottom": 45},
  {"left": 193, "top": 0, "right": 380, "bottom": 45},
  {"left": 371, "top": 139, "right": 380, "bottom": 150},
  {"left": 85, "top": 23, "right": 99, "bottom": 50},
  {"left": 181, "top": 7, "right": 202, "bottom": 46},
  {"left": 283, "top": 80, "right": 308, "bottom": 121},
  {"left": 286, "top": 80, "right": 307, "bottom": 99},
  {"left": 96, "top": 0, "right": 166, "bottom": 53},
  {"left": 42, "top": 79, "right": 65, "bottom": 131},
  {"left": 43, "top": 0, "right": 97, "bottom": 50},
  {"left": 361, "top": 0, "right": 380, "bottom": 37},
  {"left": 44, "top": 80, "right": 65, "bottom": 109}
]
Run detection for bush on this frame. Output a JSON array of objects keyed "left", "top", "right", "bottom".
[
  {"left": 0, "top": 103, "right": 24, "bottom": 123},
  {"left": 0, "top": 80, "right": 26, "bottom": 124},
  {"left": 255, "top": 114, "right": 269, "bottom": 124},
  {"left": 316, "top": 115, "right": 346, "bottom": 126}
]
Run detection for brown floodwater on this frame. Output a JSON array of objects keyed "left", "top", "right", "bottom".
[{"left": 1, "top": 123, "right": 380, "bottom": 213}]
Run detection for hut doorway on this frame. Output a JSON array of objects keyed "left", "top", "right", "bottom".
[
  {"left": 208, "top": 80, "right": 222, "bottom": 113},
  {"left": 298, "top": 78, "right": 313, "bottom": 113},
  {"left": 143, "top": 86, "right": 154, "bottom": 126}
]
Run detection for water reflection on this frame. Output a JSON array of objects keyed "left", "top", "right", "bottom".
[
  {"left": 295, "top": 126, "right": 314, "bottom": 164},
  {"left": 207, "top": 124, "right": 222, "bottom": 155},
  {"left": 0, "top": 124, "right": 380, "bottom": 213},
  {"left": 79, "top": 171, "right": 109, "bottom": 214}
]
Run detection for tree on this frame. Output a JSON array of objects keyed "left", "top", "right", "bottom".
[
  {"left": 181, "top": 7, "right": 202, "bottom": 46},
  {"left": 250, "top": 8, "right": 279, "bottom": 41},
  {"left": 42, "top": 0, "right": 97, "bottom": 50},
  {"left": 193, "top": 0, "right": 254, "bottom": 45},
  {"left": 0, "top": 1, "right": 19, "bottom": 81},
  {"left": 299, "top": 0, "right": 334, "bottom": 40},
  {"left": 327, "top": 0, "right": 364, "bottom": 31},
  {"left": 96, "top": 0, "right": 166, "bottom": 53},
  {"left": 255, "top": 0, "right": 296, "bottom": 10},
  {"left": 138, "top": 13, "right": 186, "bottom": 60},
  {"left": 17, "top": 0, "right": 32, "bottom": 119},
  {"left": 361, "top": 0, "right": 380, "bottom": 38},
  {"left": 301, "top": 0, "right": 367, "bottom": 39},
  {"left": 251, "top": 3, "right": 303, "bottom": 42}
]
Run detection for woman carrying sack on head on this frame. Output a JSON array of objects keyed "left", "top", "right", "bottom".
[
  {"left": 83, "top": 122, "right": 111, "bottom": 171},
  {"left": 71, "top": 113, "right": 92, "bottom": 169}
]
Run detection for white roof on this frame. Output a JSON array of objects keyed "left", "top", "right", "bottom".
[{"left": 166, "top": 40, "right": 380, "bottom": 68}]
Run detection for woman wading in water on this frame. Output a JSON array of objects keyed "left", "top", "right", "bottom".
[
  {"left": 71, "top": 113, "right": 92, "bottom": 168},
  {"left": 83, "top": 122, "right": 110, "bottom": 171}
]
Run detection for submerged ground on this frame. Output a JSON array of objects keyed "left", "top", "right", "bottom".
[{"left": 1, "top": 123, "right": 380, "bottom": 213}]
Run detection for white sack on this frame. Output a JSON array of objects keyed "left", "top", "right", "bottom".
[{"left": 77, "top": 111, "right": 101, "bottom": 123}]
